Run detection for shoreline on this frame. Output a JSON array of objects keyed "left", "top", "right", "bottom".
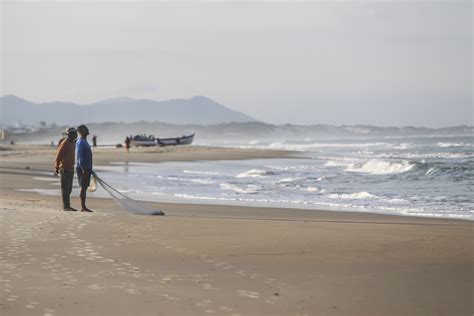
[
  {"left": 13, "top": 187, "right": 474, "bottom": 223},
  {"left": 0, "top": 144, "right": 470, "bottom": 222},
  {"left": 5, "top": 188, "right": 471, "bottom": 226}
]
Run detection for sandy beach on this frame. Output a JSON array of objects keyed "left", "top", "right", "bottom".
[{"left": 0, "top": 145, "right": 472, "bottom": 316}]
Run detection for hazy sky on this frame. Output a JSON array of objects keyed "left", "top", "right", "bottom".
[{"left": 1, "top": 1, "right": 472, "bottom": 127}]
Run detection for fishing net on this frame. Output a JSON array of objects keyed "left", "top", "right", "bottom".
[{"left": 93, "top": 172, "right": 164, "bottom": 216}]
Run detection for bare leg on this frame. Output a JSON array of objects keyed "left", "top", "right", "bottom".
[{"left": 80, "top": 187, "right": 92, "bottom": 212}]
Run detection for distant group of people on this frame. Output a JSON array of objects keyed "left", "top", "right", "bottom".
[{"left": 54, "top": 125, "right": 93, "bottom": 212}]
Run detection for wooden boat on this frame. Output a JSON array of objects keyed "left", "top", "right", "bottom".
[
  {"left": 157, "top": 133, "right": 195, "bottom": 147},
  {"left": 130, "top": 133, "right": 195, "bottom": 147},
  {"left": 130, "top": 135, "right": 157, "bottom": 147}
]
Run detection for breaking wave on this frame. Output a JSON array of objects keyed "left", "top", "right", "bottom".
[
  {"left": 437, "top": 142, "right": 473, "bottom": 148},
  {"left": 324, "top": 158, "right": 469, "bottom": 178},
  {"left": 345, "top": 159, "right": 415, "bottom": 174},
  {"left": 329, "top": 192, "right": 380, "bottom": 200},
  {"left": 276, "top": 177, "right": 303, "bottom": 184},
  {"left": 220, "top": 183, "right": 260, "bottom": 194},
  {"left": 325, "top": 159, "right": 416, "bottom": 175},
  {"left": 236, "top": 169, "right": 273, "bottom": 178}
]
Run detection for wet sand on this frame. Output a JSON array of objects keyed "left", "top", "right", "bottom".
[
  {"left": 0, "top": 145, "right": 472, "bottom": 315},
  {"left": 0, "top": 144, "right": 294, "bottom": 165}
]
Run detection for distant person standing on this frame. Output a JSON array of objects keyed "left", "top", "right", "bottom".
[
  {"left": 92, "top": 135, "right": 97, "bottom": 147},
  {"left": 54, "top": 127, "right": 78, "bottom": 212},
  {"left": 76, "top": 125, "right": 93, "bottom": 212},
  {"left": 124, "top": 136, "right": 131, "bottom": 154}
]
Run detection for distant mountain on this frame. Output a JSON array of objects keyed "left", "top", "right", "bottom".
[{"left": 0, "top": 95, "right": 256, "bottom": 126}]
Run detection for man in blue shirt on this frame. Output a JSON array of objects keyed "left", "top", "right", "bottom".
[{"left": 76, "top": 125, "right": 93, "bottom": 212}]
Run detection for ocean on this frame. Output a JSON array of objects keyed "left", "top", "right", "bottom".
[{"left": 94, "top": 135, "right": 473, "bottom": 220}]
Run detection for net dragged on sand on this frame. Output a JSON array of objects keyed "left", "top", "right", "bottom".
[{"left": 93, "top": 172, "right": 165, "bottom": 216}]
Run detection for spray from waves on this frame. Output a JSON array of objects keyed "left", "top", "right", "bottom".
[{"left": 267, "top": 141, "right": 389, "bottom": 151}]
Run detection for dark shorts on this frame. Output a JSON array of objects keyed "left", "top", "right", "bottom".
[{"left": 77, "top": 168, "right": 91, "bottom": 188}]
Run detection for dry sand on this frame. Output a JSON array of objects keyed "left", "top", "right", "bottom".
[{"left": 0, "top": 145, "right": 472, "bottom": 315}]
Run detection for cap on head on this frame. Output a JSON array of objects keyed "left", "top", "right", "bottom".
[
  {"left": 66, "top": 127, "right": 77, "bottom": 135},
  {"left": 77, "top": 124, "right": 89, "bottom": 135}
]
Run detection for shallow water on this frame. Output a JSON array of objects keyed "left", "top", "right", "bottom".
[
  {"left": 90, "top": 135, "right": 473, "bottom": 220},
  {"left": 24, "top": 135, "right": 472, "bottom": 220}
]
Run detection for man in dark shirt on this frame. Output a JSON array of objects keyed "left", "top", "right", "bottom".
[
  {"left": 54, "top": 127, "right": 77, "bottom": 211},
  {"left": 76, "top": 125, "right": 93, "bottom": 212}
]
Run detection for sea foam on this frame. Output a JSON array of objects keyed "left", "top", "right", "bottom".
[
  {"left": 329, "top": 192, "right": 379, "bottom": 200},
  {"left": 346, "top": 159, "right": 415, "bottom": 175},
  {"left": 236, "top": 169, "right": 270, "bottom": 178}
]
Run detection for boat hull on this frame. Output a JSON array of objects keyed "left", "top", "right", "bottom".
[
  {"left": 130, "top": 140, "right": 156, "bottom": 147},
  {"left": 157, "top": 133, "right": 194, "bottom": 147},
  {"left": 130, "top": 133, "right": 195, "bottom": 147}
]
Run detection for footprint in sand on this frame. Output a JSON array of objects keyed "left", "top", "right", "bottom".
[
  {"left": 201, "top": 283, "right": 217, "bottom": 290},
  {"left": 196, "top": 299, "right": 212, "bottom": 307},
  {"left": 88, "top": 284, "right": 104, "bottom": 290},
  {"left": 264, "top": 278, "right": 277, "bottom": 284},
  {"left": 7, "top": 295, "right": 19, "bottom": 301},
  {"left": 236, "top": 290, "right": 260, "bottom": 299},
  {"left": 219, "top": 306, "right": 233, "bottom": 311},
  {"left": 43, "top": 308, "right": 56, "bottom": 316},
  {"left": 160, "top": 293, "right": 181, "bottom": 301}
]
